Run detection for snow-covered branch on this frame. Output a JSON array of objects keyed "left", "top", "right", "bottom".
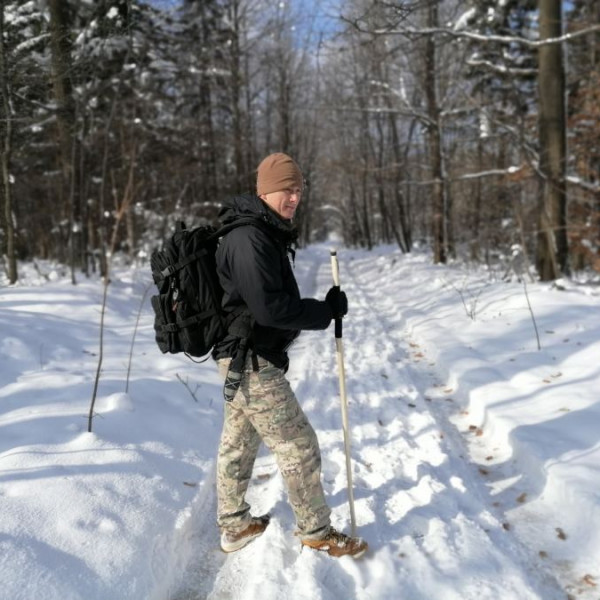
[
  {"left": 466, "top": 58, "right": 537, "bottom": 76},
  {"left": 453, "top": 166, "right": 526, "bottom": 182},
  {"left": 365, "top": 24, "right": 600, "bottom": 48},
  {"left": 567, "top": 176, "right": 600, "bottom": 194}
]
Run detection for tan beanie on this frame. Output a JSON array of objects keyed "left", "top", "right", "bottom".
[{"left": 256, "top": 152, "right": 303, "bottom": 196}]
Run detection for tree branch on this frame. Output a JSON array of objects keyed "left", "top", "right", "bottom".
[{"left": 365, "top": 24, "right": 600, "bottom": 48}]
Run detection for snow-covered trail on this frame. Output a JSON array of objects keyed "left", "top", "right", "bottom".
[{"left": 170, "top": 246, "right": 564, "bottom": 600}]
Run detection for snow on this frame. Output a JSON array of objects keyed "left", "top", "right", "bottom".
[
  {"left": 1, "top": 246, "right": 599, "bottom": 599},
  {"left": 453, "top": 8, "right": 476, "bottom": 31}
]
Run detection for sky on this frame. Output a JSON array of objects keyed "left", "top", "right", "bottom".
[{"left": 1, "top": 244, "right": 599, "bottom": 599}]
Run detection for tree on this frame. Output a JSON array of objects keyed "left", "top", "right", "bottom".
[
  {"left": 48, "top": 0, "right": 80, "bottom": 283},
  {"left": 0, "top": 1, "right": 17, "bottom": 283},
  {"left": 536, "top": 0, "right": 568, "bottom": 280}
]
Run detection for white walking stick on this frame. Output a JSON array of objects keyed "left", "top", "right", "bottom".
[{"left": 330, "top": 250, "right": 357, "bottom": 536}]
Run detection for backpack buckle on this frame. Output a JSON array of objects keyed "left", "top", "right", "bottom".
[{"left": 161, "top": 265, "right": 176, "bottom": 278}]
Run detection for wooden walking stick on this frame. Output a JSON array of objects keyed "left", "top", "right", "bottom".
[{"left": 330, "top": 250, "right": 357, "bottom": 536}]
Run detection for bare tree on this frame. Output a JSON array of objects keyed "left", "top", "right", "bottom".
[
  {"left": 48, "top": 0, "right": 80, "bottom": 284},
  {"left": 0, "top": 2, "right": 17, "bottom": 283},
  {"left": 536, "top": 0, "right": 568, "bottom": 280}
]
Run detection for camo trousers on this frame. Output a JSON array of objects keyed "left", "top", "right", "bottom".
[{"left": 216, "top": 356, "right": 331, "bottom": 536}]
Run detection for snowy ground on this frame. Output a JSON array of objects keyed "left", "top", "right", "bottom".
[{"left": 1, "top": 245, "right": 599, "bottom": 600}]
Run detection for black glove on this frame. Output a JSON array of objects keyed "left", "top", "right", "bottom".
[{"left": 325, "top": 286, "right": 348, "bottom": 319}]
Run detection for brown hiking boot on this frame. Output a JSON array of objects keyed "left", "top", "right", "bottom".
[
  {"left": 220, "top": 514, "right": 271, "bottom": 553},
  {"left": 301, "top": 526, "right": 368, "bottom": 559}
]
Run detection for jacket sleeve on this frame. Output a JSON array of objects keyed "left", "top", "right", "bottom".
[{"left": 222, "top": 226, "right": 333, "bottom": 331}]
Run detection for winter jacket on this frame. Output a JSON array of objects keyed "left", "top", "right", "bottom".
[{"left": 212, "top": 193, "right": 333, "bottom": 369}]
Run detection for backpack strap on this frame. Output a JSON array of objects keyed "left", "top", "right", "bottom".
[
  {"left": 157, "top": 308, "right": 219, "bottom": 333},
  {"left": 153, "top": 247, "right": 209, "bottom": 281},
  {"left": 209, "top": 216, "right": 269, "bottom": 242}
]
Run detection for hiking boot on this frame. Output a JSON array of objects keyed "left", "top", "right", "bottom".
[
  {"left": 301, "top": 526, "right": 368, "bottom": 559},
  {"left": 220, "top": 514, "right": 271, "bottom": 553}
]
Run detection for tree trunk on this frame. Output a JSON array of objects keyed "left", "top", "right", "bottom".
[
  {"left": 388, "top": 111, "right": 411, "bottom": 253},
  {"left": 49, "top": 0, "right": 80, "bottom": 281},
  {"left": 229, "top": 0, "right": 245, "bottom": 191},
  {"left": 536, "top": 0, "right": 568, "bottom": 280},
  {"left": 0, "top": 4, "right": 17, "bottom": 283},
  {"left": 424, "top": 2, "right": 446, "bottom": 264}
]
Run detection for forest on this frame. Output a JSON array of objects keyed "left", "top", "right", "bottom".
[{"left": 1, "top": 0, "right": 599, "bottom": 285}]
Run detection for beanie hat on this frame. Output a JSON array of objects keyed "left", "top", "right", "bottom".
[{"left": 256, "top": 152, "right": 303, "bottom": 196}]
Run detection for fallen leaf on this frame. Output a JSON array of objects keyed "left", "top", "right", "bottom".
[
  {"left": 378, "top": 419, "right": 384, "bottom": 426},
  {"left": 516, "top": 492, "right": 527, "bottom": 503},
  {"left": 381, "top": 373, "right": 389, "bottom": 379},
  {"left": 558, "top": 407, "right": 570, "bottom": 412},
  {"left": 408, "top": 403, "right": 416, "bottom": 408},
  {"left": 409, "top": 343, "right": 419, "bottom": 348},
  {"left": 502, "top": 522, "right": 511, "bottom": 531},
  {"left": 551, "top": 372, "right": 562, "bottom": 378},
  {"left": 425, "top": 397, "right": 432, "bottom": 402},
  {"left": 414, "top": 352, "right": 424, "bottom": 358},
  {"left": 479, "top": 468, "right": 489, "bottom": 475},
  {"left": 183, "top": 481, "right": 197, "bottom": 487},
  {"left": 539, "top": 550, "right": 548, "bottom": 559},
  {"left": 582, "top": 574, "right": 597, "bottom": 587},
  {"left": 556, "top": 527, "right": 567, "bottom": 540},
  {"left": 475, "top": 428, "right": 484, "bottom": 437},
  {"left": 460, "top": 410, "right": 469, "bottom": 415},
  {"left": 444, "top": 388, "right": 453, "bottom": 393},
  {"left": 486, "top": 455, "right": 494, "bottom": 461},
  {"left": 445, "top": 397, "right": 454, "bottom": 402},
  {"left": 468, "top": 424, "right": 478, "bottom": 431},
  {"left": 542, "top": 379, "right": 551, "bottom": 384},
  {"left": 257, "top": 473, "right": 271, "bottom": 481}
]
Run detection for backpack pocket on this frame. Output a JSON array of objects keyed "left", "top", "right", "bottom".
[
  {"left": 174, "top": 297, "right": 224, "bottom": 358},
  {"left": 151, "top": 293, "right": 182, "bottom": 354}
]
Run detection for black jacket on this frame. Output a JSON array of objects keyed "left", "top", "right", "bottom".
[{"left": 212, "top": 194, "right": 333, "bottom": 369}]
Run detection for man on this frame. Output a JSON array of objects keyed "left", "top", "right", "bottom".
[{"left": 212, "top": 152, "right": 368, "bottom": 558}]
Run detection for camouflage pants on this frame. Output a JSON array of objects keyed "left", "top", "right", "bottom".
[{"left": 216, "top": 356, "right": 331, "bottom": 536}]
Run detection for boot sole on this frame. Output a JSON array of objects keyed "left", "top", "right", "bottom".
[
  {"left": 220, "top": 529, "right": 266, "bottom": 553},
  {"left": 301, "top": 542, "right": 368, "bottom": 559}
]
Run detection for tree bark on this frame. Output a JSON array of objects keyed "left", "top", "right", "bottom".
[
  {"left": 425, "top": 1, "right": 446, "bottom": 264},
  {"left": 536, "top": 0, "right": 568, "bottom": 280},
  {"left": 228, "top": 0, "right": 245, "bottom": 191},
  {"left": 48, "top": 0, "right": 80, "bottom": 281},
  {"left": 0, "top": 4, "right": 17, "bottom": 283}
]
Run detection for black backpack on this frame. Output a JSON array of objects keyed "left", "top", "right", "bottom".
[{"left": 150, "top": 218, "right": 258, "bottom": 361}]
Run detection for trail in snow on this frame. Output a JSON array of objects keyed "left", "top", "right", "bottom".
[{"left": 169, "top": 247, "right": 565, "bottom": 600}]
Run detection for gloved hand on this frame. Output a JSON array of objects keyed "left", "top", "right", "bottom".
[{"left": 325, "top": 286, "right": 348, "bottom": 319}]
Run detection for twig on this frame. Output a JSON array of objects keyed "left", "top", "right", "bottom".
[
  {"left": 447, "top": 278, "right": 483, "bottom": 321},
  {"left": 176, "top": 373, "right": 200, "bottom": 403},
  {"left": 523, "top": 280, "right": 541, "bottom": 351},
  {"left": 88, "top": 277, "right": 110, "bottom": 432},
  {"left": 125, "top": 281, "right": 152, "bottom": 393}
]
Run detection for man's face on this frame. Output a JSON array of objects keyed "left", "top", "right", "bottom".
[{"left": 260, "top": 186, "right": 302, "bottom": 220}]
